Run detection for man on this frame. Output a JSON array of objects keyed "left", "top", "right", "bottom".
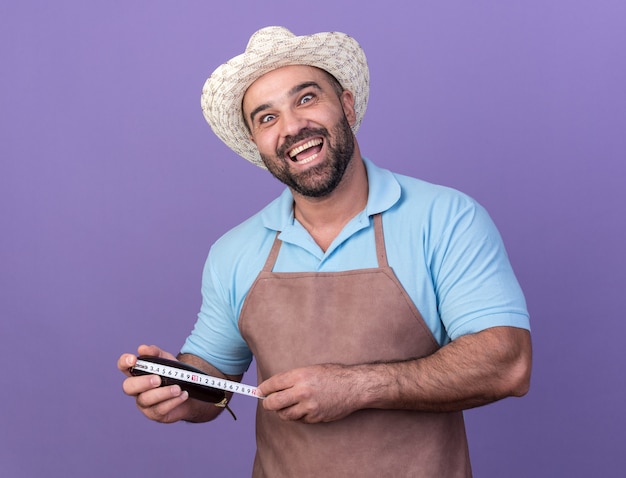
[{"left": 118, "top": 26, "right": 532, "bottom": 477}]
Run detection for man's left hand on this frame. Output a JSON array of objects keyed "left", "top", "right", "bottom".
[{"left": 258, "top": 364, "right": 360, "bottom": 423}]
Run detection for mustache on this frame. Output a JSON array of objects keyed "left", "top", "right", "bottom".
[{"left": 276, "top": 127, "right": 329, "bottom": 158}]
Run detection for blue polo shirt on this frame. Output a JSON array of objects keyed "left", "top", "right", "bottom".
[{"left": 181, "top": 158, "right": 530, "bottom": 375}]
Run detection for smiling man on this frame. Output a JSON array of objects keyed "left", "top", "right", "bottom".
[
  {"left": 244, "top": 65, "right": 358, "bottom": 201},
  {"left": 118, "top": 27, "right": 532, "bottom": 477}
]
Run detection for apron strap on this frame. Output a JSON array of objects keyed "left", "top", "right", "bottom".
[
  {"left": 262, "top": 232, "right": 282, "bottom": 272},
  {"left": 373, "top": 213, "right": 389, "bottom": 268}
]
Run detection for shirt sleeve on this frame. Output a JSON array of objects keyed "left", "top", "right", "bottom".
[
  {"left": 180, "top": 248, "right": 253, "bottom": 376},
  {"left": 431, "top": 199, "right": 530, "bottom": 340}
]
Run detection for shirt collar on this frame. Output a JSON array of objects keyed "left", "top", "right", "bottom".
[{"left": 260, "top": 157, "right": 401, "bottom": 232}]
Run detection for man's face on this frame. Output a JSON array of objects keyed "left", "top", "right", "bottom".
[{"left": 242, "top": 65, "right": 357, "bottom": 198}]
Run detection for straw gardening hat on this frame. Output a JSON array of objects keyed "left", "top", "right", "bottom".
[{"left": 200, "top": 26, "right": 370, "bottom": 168}]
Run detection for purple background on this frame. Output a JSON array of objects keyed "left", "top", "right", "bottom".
[{"left": 2, "top": 1, "right": 625, "bottom": 476}]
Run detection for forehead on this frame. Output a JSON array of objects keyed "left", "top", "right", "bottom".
[{"left": 243, "top": 65, "right": 331, "bottom": 107}]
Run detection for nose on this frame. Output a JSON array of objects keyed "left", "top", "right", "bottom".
[{"left": 280, "top": 108, "right": 309, "bottom": 139}]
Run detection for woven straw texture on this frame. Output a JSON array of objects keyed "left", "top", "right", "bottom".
[{"left": 200, "top": 26, "right": 370, "bottom": 168}]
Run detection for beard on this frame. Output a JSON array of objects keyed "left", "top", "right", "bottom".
[{"left": 260, "top": 114, "right": 355, "bottom": 198}]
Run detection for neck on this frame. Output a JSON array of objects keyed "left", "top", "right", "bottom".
[{"left": 292, "top": 153, "right": 368, "bottom": 252}]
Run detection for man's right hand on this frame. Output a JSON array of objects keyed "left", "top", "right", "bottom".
[{"left": 117, "top": 344, "right": 193, "bottom": 423}]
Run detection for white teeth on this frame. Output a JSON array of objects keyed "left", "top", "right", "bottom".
[
  {"left": 297, "top": 153, "right": 318, "bottom": 165},
  {"left": 288, "top": 138, "right": 323, "bottom": 158}
]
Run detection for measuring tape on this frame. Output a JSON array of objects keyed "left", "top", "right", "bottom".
[{"left": 133, "top": 358, "right": 263, "bottom": 400}]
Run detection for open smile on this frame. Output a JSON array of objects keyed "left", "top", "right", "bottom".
[{"left": 287, "top": 138, "right": 324, "bottom": 164}]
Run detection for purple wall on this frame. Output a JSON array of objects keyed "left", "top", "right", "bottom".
[{"left": 2, "top": 1, "right": 624, "bottom": 476}]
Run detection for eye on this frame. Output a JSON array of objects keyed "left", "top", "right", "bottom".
[
  {"left": 299, "top": 93, "right": 315, "bottom": 105},
  {"left": 260, "top": 114, "right": 276, "bottom": 124}
]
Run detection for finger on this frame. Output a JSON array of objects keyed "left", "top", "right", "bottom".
[
  {"left": 258, "top": 371, "right": 296, "bottom": 397},
  {"left": 275, "top": 404, "right": 309, "bottom": 422},
  {"left": 122, "top": 373, "right": 162, "bottom": 397},
  {"left": 141, "top": 391, "right": 190, "bottom": 424},
  {"left": 262, "top": 388, "right": 299, "bottom": 413},
  {"left": 135, "top": 383, "right": 186, "bottom": 409},
  {"left": 117, "top": 353, "right": 138, "bottom": 375},
  {"left": 136, "top": 344, "right": 176, "bottom": 360}
]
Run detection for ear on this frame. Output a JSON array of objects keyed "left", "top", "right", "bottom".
[{"left": 340, "top": 90, "right": 357, "bottom": 127}]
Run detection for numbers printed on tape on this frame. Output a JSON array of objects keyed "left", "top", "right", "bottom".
[{"left": 134, "top": 359, "right": 263, "bottom": 399}]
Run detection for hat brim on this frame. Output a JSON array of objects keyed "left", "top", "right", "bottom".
[{"left": 200, "top": 27, "right": 369, "bottom": 168}]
